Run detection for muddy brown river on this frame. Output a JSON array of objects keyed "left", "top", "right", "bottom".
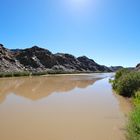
[{"left": 0, "top": 73, "right": 131, "bottom": 140}]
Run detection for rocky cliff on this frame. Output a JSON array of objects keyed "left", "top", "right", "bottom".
[{"left": 0, "top": 44, "right": 114, "bottom": 73}]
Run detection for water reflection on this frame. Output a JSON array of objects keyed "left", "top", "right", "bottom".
[{"left": 0, "top": 75, "right": 99, "bottom": 103}]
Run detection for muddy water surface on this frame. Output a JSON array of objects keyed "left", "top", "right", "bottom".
[{"left": 0, "top": 73, "right": 131, "bottom": 140}]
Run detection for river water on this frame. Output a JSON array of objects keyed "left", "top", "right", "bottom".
[{"left": 0, "top": 73, "right": 131, "bottom": 140}]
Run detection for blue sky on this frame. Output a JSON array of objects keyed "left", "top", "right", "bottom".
[{"left": 0, "top": 0, "right": 140, "bottom": 67}]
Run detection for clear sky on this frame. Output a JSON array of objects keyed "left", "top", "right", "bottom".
[{"left": 0, "top": 0, "right": 140, "bottom": 67}]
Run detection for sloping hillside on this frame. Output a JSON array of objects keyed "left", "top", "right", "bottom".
[{"left": 0, "top": 44, "right": 114, "bottom": 73}]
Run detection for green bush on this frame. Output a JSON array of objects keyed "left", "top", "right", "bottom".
[
  {"left": 127, "top": 105, "right": 140, "bottom": 140},
  {"left": 127, "top": 90, "right": 140, "bottom": 140},
  {"left": 115, "top": 68, "right": 130, "bottom": 80},
  {"left": 111, "top": 69, "right": 140, "bottom": 140},
  {"left": 133, "top": 90, "right": 140, "bottom": 106},
  {"left": 13, "top": 72, "right": 30, "bottom": 77},
  {"left": 112, "top": 70, "right": 140, "bottom": 97},
  {"left": 32, "top": 71, "right": 48, "bottom": 76},
  {"left": 0, "top": 72, "right": 14, "bottom": 77},
  {"left": 112, "top": 68, "right": 131, "bottom": 89},
  {"left": 0, "top": 71, "right": 30, "bottom": 77}
]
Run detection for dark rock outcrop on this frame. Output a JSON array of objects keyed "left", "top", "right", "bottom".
[
  {"left": 0, "top": 44, "right": 115, "bottom": 73},
  {"left": 136, "top": 63, "right": 140, "bottom": 71}
]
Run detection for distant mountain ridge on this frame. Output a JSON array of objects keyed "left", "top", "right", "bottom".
[{"left": 0, "top": 44, "right": 121, "bottom": 73}]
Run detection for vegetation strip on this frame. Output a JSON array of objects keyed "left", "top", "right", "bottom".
[
  {"left": 110, "top": 69, "right": 140, "bottom": 140},
  {"left": 0, "top": 71, "right": 96, "bottom": 78}
]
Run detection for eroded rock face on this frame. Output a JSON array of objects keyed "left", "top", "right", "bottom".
[{"left": 0, "top": 44, "right": 114, "bottom": 73}]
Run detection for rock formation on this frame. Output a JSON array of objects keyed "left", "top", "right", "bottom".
[
  {"left": 0, "top": 43, "right": 118, "bottom": 73},
  {"left": 136, "top": 63, "right": 140, "bottom": 71}
]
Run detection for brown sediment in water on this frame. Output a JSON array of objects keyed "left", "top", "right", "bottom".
[{"left": 0, "top": 73, "right": 131, "bottom": 140}]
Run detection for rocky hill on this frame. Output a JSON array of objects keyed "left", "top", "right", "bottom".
[
  {"left": 136, "top": 63, "right": 140, "bottom": 71},
  {"left": 0, "top": 44, "right": 117, "bottom": 73},
  {"left": 0, "top": 44, "right": 24, "bottom": 72}
]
